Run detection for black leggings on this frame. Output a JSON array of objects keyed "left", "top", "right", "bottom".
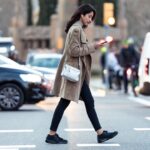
[{"left": 50, "top": 80, "right": 102, "bottom": 131}]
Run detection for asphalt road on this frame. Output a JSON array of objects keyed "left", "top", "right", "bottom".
[{"left": 0, "top": 89, "right": 149, "bottom": 150}]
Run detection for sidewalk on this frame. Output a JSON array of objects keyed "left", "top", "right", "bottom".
[
  {"left": 90, "top": 76, "right": 150, "bottom": 101},
  {"left": 90, "top": 76, "right": 106, "bottom": 90},
  {"left": 90, "top": 76, "right": 107, "bottom": 97}
]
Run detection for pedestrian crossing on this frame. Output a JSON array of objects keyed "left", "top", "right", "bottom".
[
  {"left": 133, "top": 116, "right": 150, "bottom": 131},
  {"left": 0, "top": 129, "right": 36, "bottom": 150},
  {"left": 128, "top": 96, "right": 150, "bottom": 106},
  {"left": 0, "top": 145, "right": 36, "bottom": 149},
  {"left": 64, "top": 128, "right": 94, "bottom": 132},
  {"left": 64, "top": 128, "right": 120, "bottom": 147},
  {"left": 134, "top": 128, "right": 150, "bottom": 131},
  {"left": 0, "top": 149, "right": 18, "bottom": 150},
  {"left": 0, "top": 129, "right": 33, "bottom": 133},
  {"left": 129, "top": 96, "right": 150, "bottom": 133},
  {"left": 145, "top": 117, "right": 150, "bottom": 120},
  {"left": 64, "top": 113, "right": 150, "bottom": 148},
  {"left": 0, "top": 119, "right": 149, "bottom": 149},
  {"left": 0, "top": 95, "right": 149, "bottom": 149},
  {"left": 77, "top": 143, "right": 120, "bottom": 147}
]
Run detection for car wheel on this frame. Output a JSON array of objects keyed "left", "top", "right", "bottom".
[
  {"left": 0, "top": 83, "right": 24, "bottom": 110},
  {"left": 139, "top": 82, "right": 150, "bottom": 95}
]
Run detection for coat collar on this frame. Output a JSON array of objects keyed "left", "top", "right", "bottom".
[
  {"left": 73, "top": 20, "right": 83, "bottom": 28},
  {"left": 72, "top": 20, "right": 87, "bottom": 43}
]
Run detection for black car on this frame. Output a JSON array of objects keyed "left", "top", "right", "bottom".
[{"left": 0, "top": 64, "right": 47, "bottom": 110}]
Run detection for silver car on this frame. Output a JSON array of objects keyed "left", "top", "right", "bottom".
[{"left": 26, "top": 52, "right": 62, "bottom": 96}]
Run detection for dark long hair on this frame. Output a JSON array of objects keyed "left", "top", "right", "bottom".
[{"left": 65, "top": 4, "right": 96, "bottom": 33}]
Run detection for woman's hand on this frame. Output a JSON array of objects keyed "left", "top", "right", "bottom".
[{"left": 94, "top": 40, "right": 107, "bottom": 49}]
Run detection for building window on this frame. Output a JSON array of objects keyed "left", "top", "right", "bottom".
[
  {"left": 27, "top": 0, "right": 58, "bottom": 26},
  {"left": 45, "top": 39, "right": 50, "bottom": 48},
  {"left": 37, "top": 39, "right": 42, "bottom": 48},
  {"left": 78, "top": 0, "right": 118, "bottom": 26}
]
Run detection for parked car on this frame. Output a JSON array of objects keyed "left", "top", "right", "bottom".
[
  {"left": 0, "top": 64, "right": 48, "bottom": 111},
  {"left": 0, "top": 54, "right": 51, "bottom": 96},
  {"left": 0, "top": 54, "right": 20, "bottom": 65},
  {"left": 138, "top": 32, "right": 150, "bottom": 95},
  {"left": 26, "top": 52, "right": 62, "bottom": 95},
  {"left": 0, "top": 37, "right": 16, "bottom": 57}
]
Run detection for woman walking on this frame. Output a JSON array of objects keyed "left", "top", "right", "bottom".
[{"left": 45, "top": 4, "right": 118, "bottom": 144}]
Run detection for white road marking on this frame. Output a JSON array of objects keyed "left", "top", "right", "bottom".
[
  {"left": 145, "top": 117, "right": 150, "bottom": 120},
  {"left": 64, "top": 128, "right": 94, "bottom": 132},
  {"left": 128, "top": 96, "right": 150, "bottom": 106},
  {"left": 0, "top": 149, "right": 18, "bottom": 150},
  {"left": 77, "top": 143, "right": 120, "bottom": 147},
  {"left": 134, "top": 128, "right": 150, "bottom": 131},
  {"left": 0, "top": 130, "right": 34, "bottom": 133},
  {"left": 0, "top": 145, "right": 36, "bottom": 149},
  {"left": 91, "top": 89, "right": 106, "bottom": 97}
]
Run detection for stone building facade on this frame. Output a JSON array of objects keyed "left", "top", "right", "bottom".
[
  {"left": 0, "top": 0, "right": 27, "bottom": 36},
  {"left": 0, "top": 0, "right": 150, "bottom": 63},
  {"left": 126, "top": 0, "right": 150, "bottom": 44}
]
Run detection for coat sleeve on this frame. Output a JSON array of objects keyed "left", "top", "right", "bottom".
[{"left": 68, "top": 28, "right": 97, "bottom": 57}]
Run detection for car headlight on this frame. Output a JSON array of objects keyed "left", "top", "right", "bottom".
[
  {"left": 20, "top": 74, "right": 42, "bottom": 83},
  {"left": 44, "top": 74, "right": 55, "bottom": 80}
]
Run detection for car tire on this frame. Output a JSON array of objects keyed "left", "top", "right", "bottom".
[
  {"left": 0, "top": 83, "right": 24, "bottom": 110},
  {"left": 139, "top": 82, "right": 150, "bottom": 95}
]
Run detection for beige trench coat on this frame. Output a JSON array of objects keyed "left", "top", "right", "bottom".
[{"left": 52, "top": 21, "right": 97, "bottom": 103}]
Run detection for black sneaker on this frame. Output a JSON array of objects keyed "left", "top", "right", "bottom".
[
  {"left": 45, "top": 134, "right": 68, "bottom": 144},
  {"left": 97, "top": 130, "right": 118, "bottom": 143}
]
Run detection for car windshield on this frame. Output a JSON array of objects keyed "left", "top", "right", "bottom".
[
  {"left": 29, "top": 57, "right": 60, "bottom": 68},
  {"left": 0, "top": 42, "right": 12, "bottom": 48}
]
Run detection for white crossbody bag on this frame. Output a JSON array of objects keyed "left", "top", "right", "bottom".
[{"left": 61, "top": 63, "right": 80, "bottom": 82}]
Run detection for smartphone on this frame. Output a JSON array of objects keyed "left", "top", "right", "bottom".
[
  {"left": 105, "top": 36, "right": 113, "bottom": 43},
  {"left": 99, "top": 39, "right": 107, "bottom": 44}
]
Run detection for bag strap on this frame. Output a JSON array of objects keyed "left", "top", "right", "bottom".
[{"left": 63, "top": 31, "right": 80, "bottom": 69}]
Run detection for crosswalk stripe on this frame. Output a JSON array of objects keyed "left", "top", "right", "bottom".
[
  {"left": 64, "top": 128, "right": 94, "bottom": 132},
  {"left": 77, "top": 143, "right": 120, "bottom": 147},
  {"left": 145, "top": 117, "right": 150, "bottom": 120},
  {"left": 0, "top": 145, "right": 36, "bottom": 149},
  {"left": 134, "top": 128, "right": 150, "bottom": 131},
  {"left": 0, "top": 149, "right": 18, "bottom": 150},
  {"left": 128, "top": 96, "right": 150, "bottom": 106},
  {"left": 0, "top": 130, "right": 34, "bottom": 133}
]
